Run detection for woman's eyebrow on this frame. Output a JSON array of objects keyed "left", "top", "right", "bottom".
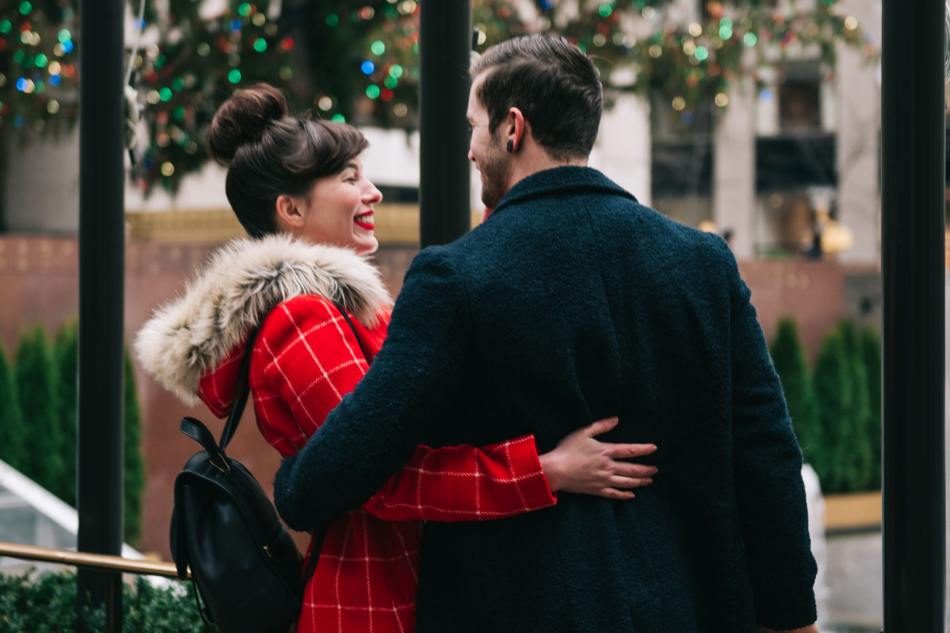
[{"left": 344, "top": 161, "right": 360, "bottom": 172}]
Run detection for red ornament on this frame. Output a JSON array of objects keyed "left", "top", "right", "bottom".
[
  {"left": 381, "top": 88, "right": 393, "bottom": 102},
  {"left": 280, "top": 37, "right": 294, "bottom": 51},
  {"left": 0, "top": 39, "right": 6, "bottom": 52}
]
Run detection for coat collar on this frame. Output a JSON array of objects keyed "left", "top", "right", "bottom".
[
  {"left": 491, "top": 166, "right": 638, "bottom": 216},
  {"left": 134, "top": 234, "right": 391, "bottom": 406}
]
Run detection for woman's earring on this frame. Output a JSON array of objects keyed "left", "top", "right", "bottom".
[{"left": 507, "top": 139, "right": 514, "bottom": 153}]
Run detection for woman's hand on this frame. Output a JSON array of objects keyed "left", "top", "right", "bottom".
[
  {"left": 538, "top": 417, "right": 658, "bottom": 500},
  {"left": 758, "top": 625, "right": 820, "bottom": 633}
]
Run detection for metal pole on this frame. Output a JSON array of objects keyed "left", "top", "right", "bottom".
[
  {"left": 419, "top": 0, "right": 472, "bottom": 247},
  {"left": 77, "top": 0, "right": 126, "bottom": 630},
  {"left": 0, "top": 541, "right": 186, "bottom": 579},
  {"left": 882, "top": 0, "right": 947, "bottom": 631}
]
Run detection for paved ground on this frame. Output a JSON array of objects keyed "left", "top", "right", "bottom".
[{"left": 824, "top": 531, "right": 882, "bottom": 631}]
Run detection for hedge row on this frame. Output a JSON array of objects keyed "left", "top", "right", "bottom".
[
  {"left": 0, "top": 320, "right": 145, "bottom": 545},
  {"left": 0, "top": 571, "right": 204, "bottom": 632},
  {"left": 770, "top": 318, "right": 882, "bottom": 494}
]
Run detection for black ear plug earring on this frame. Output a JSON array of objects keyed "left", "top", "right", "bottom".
[{"left": 507, "top": 139, "right": 514, "bottom": 153}]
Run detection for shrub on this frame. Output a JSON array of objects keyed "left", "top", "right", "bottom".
[
  {"left": 813, "top": 330, "right": 854, "bottom": 494},
  {"left": 837, "top": 319, "right": 875, "bottom": 492},
  {"left": 15, "top": 326, "right": 67, "bottom": 500},
  {"left": 0, "top": 342, "right": 24, "bottom": 471},
  {"left": 769, "top": 318, "right": 823, "bottom": 476},
  {"left": 0, "top": 571, "right": 204, "bottom": 632},
  {"left": 55, "top": 320, "right": 79, "bottom": 507},
  {"left": 52, "top": 320, "right": 146, "bottom": 544},
  {"left": 860, "top": 326, "right": 882, "bottom": 490},
  {"left": 124, "top": 348, "right": 146, "bottom": 546}
]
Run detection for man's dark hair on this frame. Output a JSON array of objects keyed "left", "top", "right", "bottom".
[{"left": 471, "top": 35, "right": 603, "bottom": 161}]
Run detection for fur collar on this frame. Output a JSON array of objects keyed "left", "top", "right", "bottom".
[{"left": 134, "top": 234, "right": 392, "bottom": 406}]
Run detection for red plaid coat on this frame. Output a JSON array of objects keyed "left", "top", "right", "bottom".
[{"left": 198, "top": 294, "right": 557, "bottom": 633}]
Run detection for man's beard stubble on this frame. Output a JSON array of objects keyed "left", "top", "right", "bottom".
[{"left": 479, "top": 138, "right": 512, "bottom": 210}]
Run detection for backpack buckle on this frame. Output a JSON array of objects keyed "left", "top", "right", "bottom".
[{"left": 211, "top": 453, "right": 231, "bottom": 474}]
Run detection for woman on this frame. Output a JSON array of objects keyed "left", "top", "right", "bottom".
[{"left": 135, "top": 83, "right": 658, "bottom": 633}]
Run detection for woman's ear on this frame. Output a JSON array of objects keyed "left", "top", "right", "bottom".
[{"left": 275, "top": 194, "right": 306, "bottom": 230}]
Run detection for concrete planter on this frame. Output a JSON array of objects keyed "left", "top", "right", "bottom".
[{"left": 823, "top": 491, "right": 882, "bottom": 531}]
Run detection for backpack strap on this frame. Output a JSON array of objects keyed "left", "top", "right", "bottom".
[
  {"left": 333, "top": 300, "right": 373, "bottom": 364},
  {"left": 218, "top": 327, "right": 260, "bottom": 451},
  {"left": 300, "top": 302, "right": 373, "bottom": 586}
]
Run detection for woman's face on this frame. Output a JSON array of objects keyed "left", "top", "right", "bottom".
[{"left": 296, "top": 158, "right": 382, "bottom": 255}]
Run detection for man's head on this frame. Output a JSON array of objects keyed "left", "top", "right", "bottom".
[{"left": 467, "top": 35, "right": 603, "bottom": 209}]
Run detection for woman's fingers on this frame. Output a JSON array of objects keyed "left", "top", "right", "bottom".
[
  {"left": 608, "top": 475, "right": 653, "bottom": 489},
  {"left": 611, "top": 462, "right": 658, "bottom": 479},
  {"left": 585, "top": 417, "right": 620, "bottom": 437},
  {"left": 595, "top": 487, "right": 636, "bottom": 500},
  {"left": 605, "top": 442, "right": 658, "bottom": 459}
]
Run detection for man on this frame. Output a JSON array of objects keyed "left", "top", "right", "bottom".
[{"left": 275, "top": 35, "right": 819, "bottom": 633}]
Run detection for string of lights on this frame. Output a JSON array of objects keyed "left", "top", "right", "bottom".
[{"left": 0, "top": 0, "right": 871, "bottom": 194}]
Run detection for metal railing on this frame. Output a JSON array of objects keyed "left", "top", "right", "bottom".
[{"left": 0, "top": 541, "right": 187, "bottom": 580}]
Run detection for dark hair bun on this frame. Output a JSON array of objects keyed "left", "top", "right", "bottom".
[{"left": 206, "top": 83, "right": 289, "bottom": 165}]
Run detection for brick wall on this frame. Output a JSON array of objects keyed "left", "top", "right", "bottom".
[{"left": 0, "top": 235, "right": 866, "bottom": 559}]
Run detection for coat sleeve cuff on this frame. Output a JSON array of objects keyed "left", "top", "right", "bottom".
[
  {"left": 508, "top": 434, "right": 558, "bottom": 508},
  {"left": 755, "top": 590, "right": 818, "bottom": 632}
]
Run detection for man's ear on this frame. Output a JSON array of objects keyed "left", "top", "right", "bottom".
[
  {"left": 275, "top": 194, "right": 306, "bottom": 230},
  {"left": 506, "top": 107, "right": 526, "bottom": 153}
]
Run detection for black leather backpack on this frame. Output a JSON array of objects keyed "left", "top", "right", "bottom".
[{"left": 170, "top": 327, "right": 326, "bottom": 633}]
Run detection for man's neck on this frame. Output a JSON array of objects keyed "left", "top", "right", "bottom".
[{"left": 506, "top": 147, "right": 589, "bottom": 194}]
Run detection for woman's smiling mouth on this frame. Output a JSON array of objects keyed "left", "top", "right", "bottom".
[{"left": 354, "top": 211, "right": 375, "bottom": 231}]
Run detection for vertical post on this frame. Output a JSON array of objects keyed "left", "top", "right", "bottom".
[
  {"left": 77, "top": 0, "right": 126, "bottom": 630},
  {"left": 419, "top": 0, "right": 472, "bottom": 247},
  {"left": 881, "top": 0, "right": 946, "bottom": 631}
]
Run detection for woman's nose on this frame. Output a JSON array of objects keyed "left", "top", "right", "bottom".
[{"left": 363, "top": 182, "right": 383, "bottom": 204}]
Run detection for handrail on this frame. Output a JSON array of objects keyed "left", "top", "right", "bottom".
[{"left": 0, "top": 541, "right": 188, "bottom": 580}]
